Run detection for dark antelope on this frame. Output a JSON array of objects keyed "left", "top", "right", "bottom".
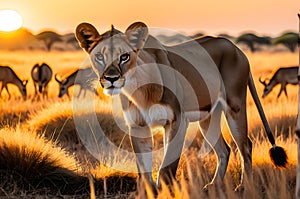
[
  {"left": 55, "top": 68, "right": 98, "bottom": 98},
  {"left": 31, "top": 63, "right": 53, "bottom": 98},
  {"left": 0, "top": 66, "right": 28, "bottom": 99},
  {"left": 259, "top": 66, "right": 298, "bottom": 98}
]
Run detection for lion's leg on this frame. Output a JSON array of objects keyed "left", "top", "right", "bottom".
[
  {"left": 226, "top": 106, "right": 252, "bottom": 191},
  {"left": 156, "top": 114, "right": 188, "bottom": 188},
  {"left": 199, "top": 105, "right": 230, "bottom": 189},
  {"left": 77, "top": 88, "right": 83, "bottom": 98},
  {"left": 129, "top": 126, "right": 155, "bottom": 189}
]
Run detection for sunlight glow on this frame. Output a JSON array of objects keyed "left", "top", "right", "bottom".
[{"left": 0, "top": 10, "right": 23, "bottom": 32}]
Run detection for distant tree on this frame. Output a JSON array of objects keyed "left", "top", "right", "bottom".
[
  {"left": 35, "top": 31, "right": 62, "bottom": 51},
  {"left": 236, "top": 33, "right": 271, "bottom": 52},
  {"left": 273, "top": 32, "right": 298, "bottom": 52}
]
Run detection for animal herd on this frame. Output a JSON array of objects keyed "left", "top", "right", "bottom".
[
  {"left": 0, "top": 63, "right": 297, "bottom": 100},
  {"left": 0, "top": 63, "right": 98, "bottom": 99}
]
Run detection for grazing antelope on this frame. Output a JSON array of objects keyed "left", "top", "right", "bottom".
[
  {"left": 259, "top": 66, "right": 298, "bottom": 98},
  {"left": 55, "top": 68, "right": 98, "bottom": 98},
  {"left": 31, "top": 63, "right": 53, "bottom": 98},
  {"left": 0, "top": 66, "right": 28, "bottom": 99}
]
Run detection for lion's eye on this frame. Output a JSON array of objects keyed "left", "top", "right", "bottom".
[
  {"left": 95, "top": 52, "right": 104, "bottom": 63},
  {"left": 119, "top": 53, "right": 130, "bottom": 64}
]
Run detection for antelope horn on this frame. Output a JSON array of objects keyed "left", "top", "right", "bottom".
[
  {"left": 259, "top": 77, "right": 267, "bottom": 86},
  {"left": 55, "top": 74, "right": 62, "bottom": 84}
]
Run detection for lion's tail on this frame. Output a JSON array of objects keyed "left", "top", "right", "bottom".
[{"left": 248, "top": 72, "right": 288, "bottom": 168}]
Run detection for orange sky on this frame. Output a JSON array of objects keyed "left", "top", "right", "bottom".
[{"left": 1, "top": 0, "right": 299, "bottom": 36}]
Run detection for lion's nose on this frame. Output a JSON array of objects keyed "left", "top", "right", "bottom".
[
  {"left": 104, "top": 75, "right": 120, "bottom": 83},
  {"left": 103, "top": 67, "right": 121, "bottom": 84}
]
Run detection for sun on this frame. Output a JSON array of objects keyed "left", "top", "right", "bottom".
[{"left": 0, "top": 9, "right": 23, "bottom": 32}]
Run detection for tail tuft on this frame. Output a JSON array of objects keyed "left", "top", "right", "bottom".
[{"left": 269, "top": 146, "right": 288, "bottom": 168}]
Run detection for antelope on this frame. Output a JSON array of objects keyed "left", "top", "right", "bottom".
[
  {"left": 259, "top": 66, "right": 298, "bottom": 98},
  {"left": 55, "top": 68, "right": 98, "bottom": 98},
  {"left": 0, "top": 65, "right": 28, "bottom": 99},
  {"left": 31, "top": 63, "right": 53, "bottom": 98}
]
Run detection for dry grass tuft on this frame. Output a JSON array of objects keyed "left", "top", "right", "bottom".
[
  {"left": 0, "top": 126, "right": 90, "bottom": 196},
  {"left": 23, "top": 98, "right": 133, "bottom": 164},
  {"left": 0, "top": 126, "right": 138, "bottom": 197}
]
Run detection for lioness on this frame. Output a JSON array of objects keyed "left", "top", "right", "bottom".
[{"left": 75, "top": 22, "right": 287, "bottom": 192}]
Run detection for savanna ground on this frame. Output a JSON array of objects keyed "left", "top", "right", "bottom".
[{"left": 0, "top": 48, "right": 298, "bottom": 199}]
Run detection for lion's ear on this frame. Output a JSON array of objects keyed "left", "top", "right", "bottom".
[
  {"left": 75, "top": 23, "right": 102, "bottom": 53},
  {"left": 125, "top": 22, "right": 148, "bottom": 50}
]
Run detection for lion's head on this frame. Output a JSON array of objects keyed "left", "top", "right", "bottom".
[{"left": 75, "top": 22, "right": 149, "bottom": 96}]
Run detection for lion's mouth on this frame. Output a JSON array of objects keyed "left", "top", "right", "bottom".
[
  {"left": 103, "top": 87, "right": 122, "bottom": 96},
  {"left": 100, "top": 79, "right": 124, "bottom": 96},
  {"left": 100, "top": 75, "right": 125, "bottom": 96}
]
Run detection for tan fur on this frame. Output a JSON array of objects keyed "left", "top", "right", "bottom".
[{"left": 75, "top": 22, "right": 280, "bottom": 193}]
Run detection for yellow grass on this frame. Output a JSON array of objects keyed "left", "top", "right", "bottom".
[
  {"left": 0, "top": 50, "right": 298, "bottom": 198},
  {"left": 0, "top": 126, "right": 80, "bottom": 172}
]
